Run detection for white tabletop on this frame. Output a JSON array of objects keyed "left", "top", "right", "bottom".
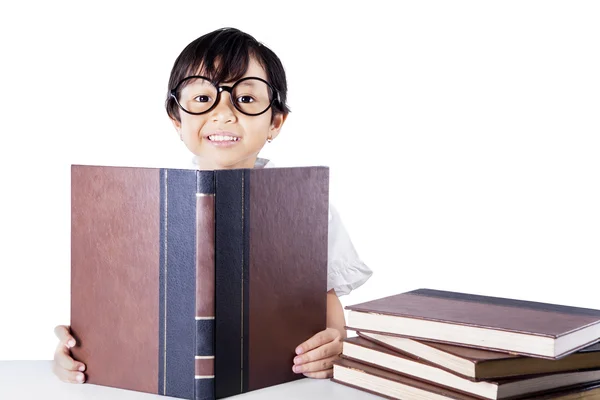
[{"left": 0, "top": 361, "right": 381, "bottom": 400}]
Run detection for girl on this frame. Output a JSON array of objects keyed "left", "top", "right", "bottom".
[{"left": 53, "top": 27, "right": 372, "bottom": 384}]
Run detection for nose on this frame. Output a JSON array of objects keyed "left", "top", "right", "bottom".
[{"left": 209, "top": 88, "right": 236, "bottom": 123}]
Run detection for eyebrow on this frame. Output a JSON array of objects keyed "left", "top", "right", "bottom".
[
  {"left": 194, "top": 78, "right": 212, "bottom": 85},
  {"left": 235, "top": 80, "right": 257, "bottom": 88}
]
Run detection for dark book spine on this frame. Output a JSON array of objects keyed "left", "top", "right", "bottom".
[
  {"left": 214, "top": 169, "right": 251, "bottom": 398},
  {"left": 159, "top": 169, "right": 197, "bottom": 400},
  {"left": 195, "top": 170, "right": 216, "bottom": 400}
]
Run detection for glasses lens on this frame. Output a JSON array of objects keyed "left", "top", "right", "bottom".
[
  {"left": 232, "top": 78, "right": 274, "bottom": 115},
  {"left": 176, "top": 78, "right": 217, "bottom": 114}
]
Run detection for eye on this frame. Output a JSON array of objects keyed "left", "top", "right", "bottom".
[
  {"left": 237, "top": 95, "right": 255, "bottom": 103},
  {"left": 193, "top": 95, "right": 212, "bottom": 103}
]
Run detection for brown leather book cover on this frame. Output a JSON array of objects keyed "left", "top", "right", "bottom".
[
  {"left": 70, "top": 165, "right": 329, "bottom": 400},
  {"left": 342, "top": 337, "right": 600, "bottom": 399},
  {"left": 357, "top": 331, "right": 600, "bottom": 381},
  {"left": 332, "top": 358, "right": 600, "bottom": 400},
  {"left": 345, "top": 289, "right": 600, "bottom": 359}
]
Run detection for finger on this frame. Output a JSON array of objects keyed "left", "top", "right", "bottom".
[
  {"left": 293, "top": 355, "right": 338, "bottom": 374},
  {"left": 54, "top": 325, "right": 76, "bottom": 348},
  {"left": 294, "top": 339, "right": 341, "bottom": 365},
  {"left": 52, "top": 360, "right": 86, "bottom": 384},
  {"left": 54, "top": 342, "right": 86, "bottom": 372},
  {"left": 295, "top": 329, "right": 338, "bottom": 355},
  {"left": 303, "top": 368, "right": 333, "bottom": 379}
]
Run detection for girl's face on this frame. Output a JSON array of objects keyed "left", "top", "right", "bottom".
[{"left": 170, "top": 57, "right": 286, "bottom": 170}]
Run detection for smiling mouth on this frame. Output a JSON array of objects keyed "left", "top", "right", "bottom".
[{"left": 207, "top": 134, "right": 240, "bottom": 142}]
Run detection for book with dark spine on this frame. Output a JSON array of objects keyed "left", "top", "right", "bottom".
[{"left": 70, "top": 165, "right": 329, "bottom": 400}]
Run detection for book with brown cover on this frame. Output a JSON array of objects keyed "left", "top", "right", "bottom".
[
  {"left": 345, "top": 289, "right": 600, "bottom": 359},
  {"left": 70, "top": 165, "right": 329, "bottom": 400},
  {"left": 333, "top": 357, "right": 478, "bottom": 400},
  {"left": 332, "top": 358, "right": 600, "bottom": 400},
  {"left": 532, "top": 384, "right": 600, "bottom": 400},
  {"left": 357, "top": 331, "right": 600, "bottom": 381},
  {"left": 341, "top": 336, "right": 600, "bottom": 399}
]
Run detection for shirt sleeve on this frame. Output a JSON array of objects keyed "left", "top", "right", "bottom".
[{"left": 327, "top": 204, "right": 373, "bottom": 296}]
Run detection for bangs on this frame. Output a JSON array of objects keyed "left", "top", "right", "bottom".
[
  {"left": 175, "top": 30, "right": 261, "bottom": 86},
  {"left": 166, "top": 28, "right": 290, "bottom": 122}
]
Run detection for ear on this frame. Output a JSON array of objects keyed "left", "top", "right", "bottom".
[
  {"left": 269, "top": 112, "right": 288, "bottom": 140},
  {"left": 170, "top": 117, "right": 183, "bottom": 140}
]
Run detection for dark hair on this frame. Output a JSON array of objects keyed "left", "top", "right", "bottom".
[{"left": 166, "top": 27, "right": 290, "bottom": 122}]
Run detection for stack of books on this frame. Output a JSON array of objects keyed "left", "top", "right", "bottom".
[{"left": 333, "top": 289, "right": 600, "bottom": 399}]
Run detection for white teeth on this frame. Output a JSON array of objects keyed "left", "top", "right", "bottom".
[{"left": 208, "top": 135, "right": 239, "bottom": 142}]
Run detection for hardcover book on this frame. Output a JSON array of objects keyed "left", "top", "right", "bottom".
[
  {"left": 341, "top": 336, "right": 600, "bottom": 399},
  {"left": 333, "top": 358, "right": 600, "bottom": 400},
  {"left": 346, "top": 289, "right": 600, "bottom": 359},
  {"left": 357, "top": 331, "right": 600, "bottom": 381},
  {"left": 70, "top": 165, "right": 329, "bottom": 400}
]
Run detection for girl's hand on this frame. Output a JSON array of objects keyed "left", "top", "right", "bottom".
[
  {"left": 292, "top": 327, "right": 343, "bottom": 379},
  {"left": 52, "top": 325, "right": 87, "bottom": 384}
]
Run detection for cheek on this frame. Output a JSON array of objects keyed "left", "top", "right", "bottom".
[
  {"left": 241, "top": 116, "right": 272, "bottom": 140},
  {"left": 179, "top": 116, "right": 204, "bottom": 141}
]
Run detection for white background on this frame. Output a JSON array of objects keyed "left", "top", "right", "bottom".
[{"left": 0, "top": 0, "right": 598, "bottom": 360}]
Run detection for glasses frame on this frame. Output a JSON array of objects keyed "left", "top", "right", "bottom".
[{"left": 170, "top": 76, "right": 280, "bottom": 117}]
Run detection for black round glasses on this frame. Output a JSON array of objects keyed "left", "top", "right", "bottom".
[{"left": 170, "top": 76, "right": 280, "bottom": 117}]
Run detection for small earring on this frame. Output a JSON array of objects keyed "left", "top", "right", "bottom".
[{"left": 267, "top": 137, "right": 273, "bottom": 143}]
